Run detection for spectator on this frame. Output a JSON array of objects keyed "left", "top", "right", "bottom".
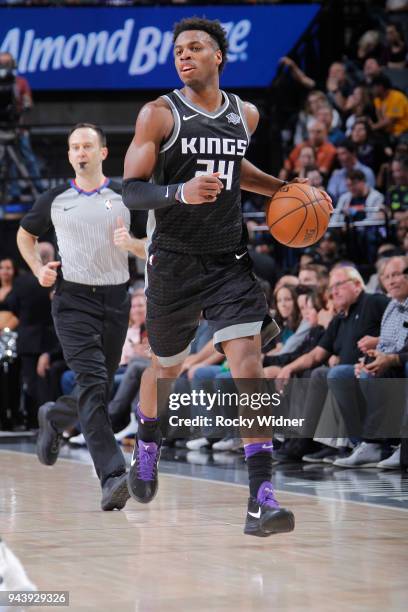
[
  {"left": 350, "top": 118, "right": 387, "bottom": 174},
  {"left": 292, "top": 89, "right": 341, "bottom": 146},
  {"left": 273, "top": 266, "right": 389, "bottom": 461},
  {"left": 377, "top": 140, "right": 408, "bottom": 191},
  {"left": 36, "top": 342, "right": 68, "bottom": 406},
  {"left": 371, "top": 74, "right": 408, "bottom": 138},
  {"left": 107, "top": 292, "right": 150, "bottom": 436},
  {"left": 3, "top": 242, "right": 57, "bottom": 429},
  {"left": 305, "top": 167, "right": 325, "bottom": 188},
  {"left": 270, "top": 284, "right": 302, "bottom": 353},
  {"left": 274, "top": 275, "right": 300, "bottom": 291},
  {"left": 299, "top": 263, "right": 329, "bottom": 291},
  {"left": 0, "top": 52, "right": 43, "bottom": 201},
  {"left": 334, "top": 169, "right": 386, "bottom": 263},
  {"left": 332, "top": 169, "right": 385, "bottom": 223},
  {"left": 363, "top": 57, "right": 383, "bottom": 86},
  {"left": 386, "top": 0, "right": 408, "bottom": 13},
  {"left": 396, "top": 213, "right": 408, "bottom": 247},
  {"left": 264, "top": 290, "right": 327, "bottom": 376},
  {"left": 330, "top": 256, "right": 408, "bottom": 468},
  {"left": 327, "top": 139, "right": 376, "bottom": 202},
  {"left": 279, "top": 56, "right": 317, "bottom": 92},
  {"left": 325, "top": 61, "right": 355, "bottom": 115},
  {"left": 356, "top": 31, "right": 384, "bottom": 67},
  {"left": 316, "top": 105, "right": 345, "bottom": 146},
  {"left": 366, "top": 253, "right": 391, "bottom": 294},
  {"left": 295, "top": 146, "right": 316, "bottom": 178},
  {"left": 281, "top": 121, "right": 337, "bottom": 180},
  {"left": 0, "top": 258, "right": 19, "bottom": 331},
  {"left": 385, "top": 156, "right": 408, "bottom": 217},
  {"left": 345, "top": 87, "right": 377, "bottom": 135},
  {"left": 298, "top": 265, "right": 319, "bottom": 288},
  {"left": 383, "top": 22, "right": 407, "bottom": 69},
  {"left": 315, "top": 232, "right": 342, "bottom": 267}
]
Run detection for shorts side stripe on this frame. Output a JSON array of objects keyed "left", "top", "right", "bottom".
[{"left": 214, "top": 321, "right": 263, "bottom": 347}]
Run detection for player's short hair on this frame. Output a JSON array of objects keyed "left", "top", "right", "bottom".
[
  {"left": 173, "top": 17, "right": 229, "bottom": 73},
  {"left": 68, "top": 123, "right": 107, "bottom": 147}
]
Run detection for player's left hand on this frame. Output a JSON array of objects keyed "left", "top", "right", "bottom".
[{"left": 114, "top": 216, "right": 133, "bottom": 252}]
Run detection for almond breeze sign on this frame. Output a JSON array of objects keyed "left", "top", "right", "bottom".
[{"left": 0, "top": 5, "right": 320, "bottom": 90}]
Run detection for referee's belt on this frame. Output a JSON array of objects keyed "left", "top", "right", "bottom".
[{"left": 56, "top": 279, "right": 128, "bottom": 295}]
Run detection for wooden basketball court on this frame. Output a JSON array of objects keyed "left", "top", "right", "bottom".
[{"left": 1, "top": 447, "right": 407, "bottom": 611}]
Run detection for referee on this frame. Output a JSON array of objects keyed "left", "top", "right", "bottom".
[{"left": 17, "top": 123, "right": 146, "bottom": 510}]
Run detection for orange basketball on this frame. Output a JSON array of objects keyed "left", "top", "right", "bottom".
[{"left": 267, "top": 183, "right": 331, "bottom": 248}]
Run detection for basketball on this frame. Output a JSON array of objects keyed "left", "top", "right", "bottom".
[{"left": 267, "top": 183, "right": 331, "bottom": 248}]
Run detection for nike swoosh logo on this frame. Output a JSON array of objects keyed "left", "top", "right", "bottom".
[
  {"left": 248, "top": 508, "right": 261, "bottom": 519},
  {"left": 165, "top": 186, "right": 169, "bottom": 198},
  {"left": 183, "top": 113, "right": 199, "bottom": 121},
  {"left": 64, "top": 206, "right": 77, "bottom": 212},
  {"left": 262, "top": 444, "right": 273, "bottom": 450},
  {"left": 130, "top": 452, "right": 137, "bottom": 467},
  {"left": 235, "top": 251, "right": 247, "bottom": 260}
]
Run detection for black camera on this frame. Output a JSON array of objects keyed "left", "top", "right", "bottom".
[{"left": 0, "top": 61, "right": 19, "bottom": 125}]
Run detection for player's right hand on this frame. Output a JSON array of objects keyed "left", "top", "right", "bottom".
[
  {"left": 37, "top": 261, "right": 60, "bottom": 287},
  {"left": 183, "top": 172, "right": 224, "bottom": 204}
]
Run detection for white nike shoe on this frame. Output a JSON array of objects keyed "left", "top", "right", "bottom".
[
  {"left": 377, "top": 445, "right": 401, "bottom": 470},
  {"left": 186, "top": 437, "right": 210, "bottom": 450},
  {"left": 69, "top": 433, "right": 87, "bottom": 446},
  {"left": 115, "top": 413, "right": 138, "bottom": 442},
  {"left": 333, "top": 442, "right": 383, "bottom": 468},
  {"left": 212, "top": 436, "right": 242, "bottom": 451},
  {"left": 0, "top": 539, "right": 37, "bottom": 591}
]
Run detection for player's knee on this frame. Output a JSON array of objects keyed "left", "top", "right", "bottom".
[
  {"left": 159, "top": 363, "right": 182, "bottom": 378},
  {"left": 151, "top": 354, "right": 181, "bottom": 378},
  {"left": 231, "top": 347, "right": 262, "bottom": 378}
]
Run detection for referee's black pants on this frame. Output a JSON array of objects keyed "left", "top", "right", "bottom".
[{"left": 52, "top": 281, "right": 130, "bottom": 486}]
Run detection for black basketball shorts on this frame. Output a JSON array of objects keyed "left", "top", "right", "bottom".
[{"left": 145, "top": 246, "right": 269, "bottom": 366}]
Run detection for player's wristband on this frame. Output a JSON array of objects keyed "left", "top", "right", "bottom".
[
  {"left": 122, "top": 179, "right": 180, "bottom": 211},
  {"left": 175, "top": 183, "right": 190, "bottom": 204}
]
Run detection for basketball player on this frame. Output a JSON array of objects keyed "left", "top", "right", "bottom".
[
  {"left": 122, "top": 18, "right": 331, "bottom": 536},
  {"left": 17, "top": 124, "right": 146, "bottom": 511}
]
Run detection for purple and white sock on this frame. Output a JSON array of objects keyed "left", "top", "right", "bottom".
[
  {"left": 244, "top": 441, "right": 273, "bottom": 460},
  {"left": 136, "top": 403, "right": 158, "bottom": 424}
]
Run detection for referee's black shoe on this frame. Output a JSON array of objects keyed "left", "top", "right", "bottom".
[
  {"left": 244, "top": 482, "right": 295, "bottom": 537},
  {"left": 127, "top": 438, "right": 161, "bottom": 503},
  {"left": 37, "top": 402, "right": 63, "bottom": 466},
  {"left": 101, "top": 473, "right": 130, "bottom": 511},
  {"left": 261, "top": 317, "right": 280, "bottom": 353}
]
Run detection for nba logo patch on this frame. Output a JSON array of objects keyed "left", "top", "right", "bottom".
[
  {"left": 104, "top": 199, "right": 112, "bottom": 210},
  {"left": 226, "top": 112, "right": 241, "bottom": 125}
]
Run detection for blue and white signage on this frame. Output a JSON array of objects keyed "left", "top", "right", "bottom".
[{"left": 0, "top": 5, "right": 320, "bottom": 90}]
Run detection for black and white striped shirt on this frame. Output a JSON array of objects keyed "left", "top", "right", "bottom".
[{"left": 21, "top": 180, "right": 146, "bottom": 286}]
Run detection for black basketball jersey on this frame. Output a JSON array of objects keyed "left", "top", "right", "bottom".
[{"left": 149, "top": 89, "right": 250, "bottom": 254}]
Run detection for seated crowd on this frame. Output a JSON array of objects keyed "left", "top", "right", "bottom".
[
  {"left": 273, "top": 7, "right": 408, "bottom": 247},
  {"left": 0, "top": 1, "right": 407, "bottom": 472},
  {"left": 1, "top": 234, "right": 408, "bottom": 472}
]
